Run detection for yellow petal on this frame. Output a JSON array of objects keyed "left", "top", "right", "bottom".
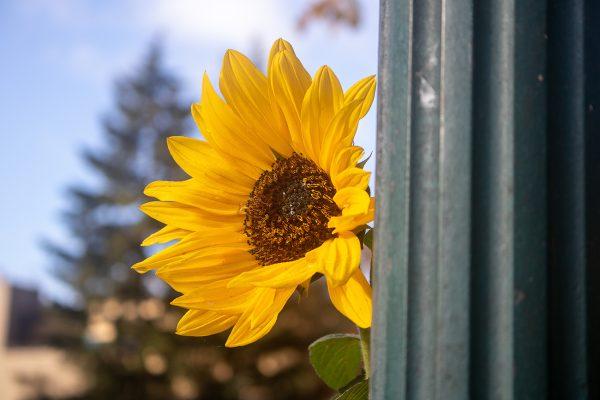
[
  {"left": 154, "top": 245, "right": 253, "bottom": 272},
  {"left": 329, "top": 146, "right": 365, "bottom": 181},
  {"left": 327, "top": 269, "right": 372, "bottom": 328},
  {"left": 329, "top": 197, "right": 375, "bottom": 233},
  {"left": 332, "top": 167, "right": 371, "bottom": 191},
  {"left": 228, "top": 258, "right": 318, "bottom": 288},
  {"left": 145, "top": 179, "right": 246, "bottom": 205},
  {"left": 167, "top": 136, "right": 254, "bottom": 189},
  {"left": 132, "top": 229, "right": 248, "bottom": 273},
  {"left": 318, "top": 76, "right": 376, "bottom": 173},
  {"left": 176, "top": 310, "right": 237, "bottom": 336},
  {"left": 334, "top": 187, "right": 371, "bottom": 216},
  {"left": 144, "top": 180, "right": 245, "bottom": 217},
  {"left": 248, "top": 288, "right": 276, "bottom": 328},
  {"left": 301, "top": 66, "right": 343, "bottom": 162},
  {"left": 158, "top": 259, "right": 258, "bottom": 293},
  {"left": 343, "top": 75, "right": 376, "bottom": 119},
  {"left": 195, "top": 73, "right": 275, "bottom": 174},
  {"left": 267, "top": 38, "right": 296, "bottom": 150},
  {"left": 268, "top": 38, "right": 296, "bottom": 77},
  {"left": 171, "top": 281, "right": 256, "bottom": 314},
  {"left": 141, "top": 225, "right": 191, "bottom": 247},
  {"left": 226, "top": 314, "right": 277, "bottom": 348},
  {"left": 225, "top": 287, "right": 295, "bottom": 347},
  {"left": 250, "top": 287, "right": 295, "bottom": 329},
  {"left": 314, "top": 232, "right": 361, "bottom": 287},
  {"left": 319, "top": 99, "right": 365, "bottom": 172},
  {"left": 269, "top": 50, "right": 311, "bottom": 155},
  {"left": 156, "top": 245, "right": 253, "bottom": 272},
  {"left": 220, "top": 50, "right": 293, "bottom": 157},
  {"left": 139, "top": 201, "right": 243, "bottom": 231}
]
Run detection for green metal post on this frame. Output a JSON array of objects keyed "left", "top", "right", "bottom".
[
  {"left": 373, "top": 0, "right": 598, "bottom": 399},
  {"left": 373, "top": 0, "right": 473, "bottom": 398},
  {"left": 585, "top": 2, "right": 600, "bottom": 398},
  {"left": 471, "top": 0, "right": 548, "bottom": 398},
  {"left": 547, "top": 1, "right": 588, "bottom": 399}
]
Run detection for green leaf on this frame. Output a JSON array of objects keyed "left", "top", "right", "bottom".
[
  {"left": 309, "top": 334, "right": 363, "bottom": 390},
  {"left": 332, "top": 380, "right": 369, "bottom": 400}
]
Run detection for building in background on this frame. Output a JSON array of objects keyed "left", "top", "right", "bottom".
[{"left": 0, "top": 277, "right": 86, "bottom": 400}]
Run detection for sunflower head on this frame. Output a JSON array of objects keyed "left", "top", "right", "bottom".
[
  {"left": 133, "top": 39, "right": 376, "bottom": 347},
  {"left": 244, "top": 152, "right": 341, "bottom": 265}
]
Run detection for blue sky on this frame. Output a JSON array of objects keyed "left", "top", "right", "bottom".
[{"left": 0, "top": 0, "right": 378, "bottom": 302}]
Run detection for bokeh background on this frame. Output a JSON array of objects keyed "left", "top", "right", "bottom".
[{"left": 0, "top": 1, "right": 378, "bottom": 399}]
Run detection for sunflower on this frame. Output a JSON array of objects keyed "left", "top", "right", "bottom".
[{"left": 133, "top": 39, "right": 376, "bottom": 347}]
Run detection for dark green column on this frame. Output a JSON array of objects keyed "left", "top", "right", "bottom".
[
  {"left": 471, "top": 0, "right": 548, "bottom": 398},
  {"left": 372, "top": 0, "right": 473, "bottom": 398},
  {"left": 585, "top": 1, "right": 600, "bottom": 398},
  {"left": 547, "top": 1, "right": 588, "bottom": 399},
  {"left": 372, "top": 0, "right": 598, "bottom": 399}
]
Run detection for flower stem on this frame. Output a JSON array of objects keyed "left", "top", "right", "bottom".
[{"left": 358, "top": 327, "right": 371, "bottom": 378}]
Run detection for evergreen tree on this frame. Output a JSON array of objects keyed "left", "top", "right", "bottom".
[{"left": 47, "top": 42, "right": 351, "bottom": 400}]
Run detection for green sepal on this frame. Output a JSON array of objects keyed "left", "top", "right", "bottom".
[
  {"left": 353, "top": 225, "right": 370, "bottom": 236},
  {"left": 363, "top": 229, "right": 373, "bottom": 250},
  {"left": 357, "top": 152, "right": 372, "bottom": 169}
]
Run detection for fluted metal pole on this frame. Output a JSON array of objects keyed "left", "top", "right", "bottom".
[
  {"left": 373, "top": 0, "right": 473, "bottom": 398},
  {"left": 372, "top": 0, "right": 598, "bottom": 399},
  {"left": 547, "top": 1, "right": 588, "bottom": 399},
  {"left": 470, "top": 0, "right": 548, "bottom": 397},
  {"left": 584, "top": 2, "right": 600, "bottom": 398}
]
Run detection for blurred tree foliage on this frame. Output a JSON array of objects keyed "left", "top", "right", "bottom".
[
  {"left": 297, "top": 0, "right": 361, "bottom": 30},
  {"left": 45, "top": 42, "right": 354, "bottom": 400}
]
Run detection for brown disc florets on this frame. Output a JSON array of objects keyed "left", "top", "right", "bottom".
[{"left": 243, "top": 153, "right": 341, "bottom": 266}]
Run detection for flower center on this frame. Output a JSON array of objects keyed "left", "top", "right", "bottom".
[{"left": 243, "top": 153, "right": 341, "bottom": 266}]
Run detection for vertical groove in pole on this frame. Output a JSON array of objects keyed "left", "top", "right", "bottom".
[
  {"left": 547, "top": 1, "right": 588, "bottom": 399},
  {"left": 585, "top": 1, "right": 600, "bottom": 397},
  {"left": 471, "top": 0, "right": 514, "bottom": 399},
  {"left": 435, "top": 0, "right": 472, "bottom": 397},
  {"left": 471, "top": 0, "right": 516, "bottom": 397},
  {"left": 373, "top": 0, "right": 472, "bottom": 399},
  {"left": 512, "top": 0, "right": 548, "bottom": 399},
  {"left": 472, "top": 0, "right": 547, "bottom": 399},
  {"left": 371, "top": 0, "right": 412, "bottom": 398},
  {"left": 405, "top": 0, "right": 442, "bottom": 397},
  {"left": 512, "top": 2, "right": 548, "bottom": 399}
]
